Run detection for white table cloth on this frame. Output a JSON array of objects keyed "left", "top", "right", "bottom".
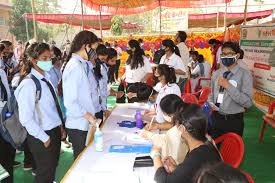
[{"left": 61, "top": 103, "right": 156, "bottom": 183}]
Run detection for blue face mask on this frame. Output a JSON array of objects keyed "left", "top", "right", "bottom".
[
  {"left": 221, "top": 56, "right": 237, "bottom": 67},
  {"left": 37, "top": 60, "right": 53, "bottom": 72}
]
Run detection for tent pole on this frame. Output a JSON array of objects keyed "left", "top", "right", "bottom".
[
  {"left": 159, "top": 0, "right": 162, "bottom": 35},
  {"left": 243, "top": 0, "right": 249, "bottom": 25},
  {"left": 31, "top": 0, "right": 37, "bottom": 40},
  {"left": 216, "top": 9, "right": 219, "bottom": 28},
  {"left": 223, "top": 1, "right": 228, "bottom": 42},
  {"left": 80, "top": 0, "right": 84, "bottom": 30},
  {"left": 24, "top": 14, "right": 30, "bottom": 41},
  {"left": 99, "top": 5, "right": 103, "bottom": 38}
]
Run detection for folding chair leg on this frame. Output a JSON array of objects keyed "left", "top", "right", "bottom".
[{"left": 259, "top": 121, "right": 267, "bottom": 143}]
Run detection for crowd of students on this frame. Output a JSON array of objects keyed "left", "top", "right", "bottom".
[{"left": 0, "top": 29, "right": 253, "bottom": 183}]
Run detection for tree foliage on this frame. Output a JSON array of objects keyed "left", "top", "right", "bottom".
[
  {"left": 9, "top": 0, "right": 60, "bottom": 42},
  {"left": 111, "top": 16, "right": 123, "bottom": 36}
]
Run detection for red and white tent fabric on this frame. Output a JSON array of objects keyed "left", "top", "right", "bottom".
[
  {"left": 82, "top": 0, "right": 233, "bottom": 15},
  {"left": 24, "top": 13, "right": 143, "bottom": 30}
]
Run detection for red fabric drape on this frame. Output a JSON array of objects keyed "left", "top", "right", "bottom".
[{"left": 83, "top": 0, "right": 232, "bottom": 15}]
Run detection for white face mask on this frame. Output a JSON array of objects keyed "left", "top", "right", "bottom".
[{"left": 163, "top": 114, "right": 172, "bottom": 122}]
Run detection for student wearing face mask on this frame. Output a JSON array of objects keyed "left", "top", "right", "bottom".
[
  {"left": 143, "top": 64, "right": 181, "bottom": 130},
  {"left": 15, "top": 43, "right": 65, "bottom": 183},
  {"left": 48, "top": 46, "right": 62, "bottom": 90},
  {"left": 151, "top": 104, "right": 222, "bottom": 183},
  {"left": 140, "top": 94, "right": 189, "bottom": 165},
  {"left": 159, "top": 39, "right": 186, "bottom": 93},
  {"left": 61, "top": 31, "right": 98, "bottom": 159},
  {"left": 208, "top": 42, "right": 253, "bottom": 138}
]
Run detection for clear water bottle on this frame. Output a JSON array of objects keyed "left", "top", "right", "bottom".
[
  {"left": 135, "top": 110, "right": 143, "bottom": 129},
  {"left": 94, "top": 123, "right": 103, "bottom": 152}
]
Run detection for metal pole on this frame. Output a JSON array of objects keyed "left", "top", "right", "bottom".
[
  {"left": 24, "top": 14, "right": 30, "bottom": 41},
  {"left": 223, "top": 1, "right": 228, "bottom": 41},
  {"left": 31, "top": 0, "right": 37, "bottom": 40},
  {"left": 159, "top": 0, "right": 162, "bottom": 35},
  {"left": 99, "top": 6, "right": 103, "bottom": 38},
  {"left": 80, "top": 0, "right": 84, "bottom": 30},
  {"left": 243, "top": 0, "right": 249, "bottom": 25}
]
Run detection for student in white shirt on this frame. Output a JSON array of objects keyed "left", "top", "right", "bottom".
[
  {"left": 143, "top": 64, "right": 181, "bottom": 130},
  {"left": 61, "top": 30, "right": 98, "bottom": 159},
  {"left": 15, "top": 43, "right": 65, "bottom": 183},
  {"left": 48, "top": 46, "right": 62, "bottom": 90},
  {"left": 175, "top": 31, "right": 189, "bottom": 68},
  {"left": 190, "top": 54, "right": 211, "bottom": 92},
  {"left": 160, "top": 39, "right": 186, "bottom": 93},
  {"left": 113, "top": 41, "right": 122, "bottom": 81},
  {"left": 125, "top": 39, "right": 152, "bottom": 84}
]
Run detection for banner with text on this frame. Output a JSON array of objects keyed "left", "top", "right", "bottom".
[{"left": 240, "top": 24, "right": 275, "bottom": 108}]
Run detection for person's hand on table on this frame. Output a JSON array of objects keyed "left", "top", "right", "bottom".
[
  {"left": 138, "top": 129, "right": 153, "bottom": 140},
  {"left": 163, "top": 156, "right": 177, "bottom": 173},
  {"left": 144, "top": 122, "right": 159, "bottom": 131},
  {"left": 116, "top": 91, "right": 124, "bottom": 98},
  {"left": 104, "top": 110, "right": 111, "bottom": 119}
]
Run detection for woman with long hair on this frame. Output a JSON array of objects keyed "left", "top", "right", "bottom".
[
  {"left": 160, "top": 39, "right": 186, "bottom": 92},
  {"left": 61, "top": 30, "right": 99, "bottom": 159},
  {"left": 151, "top": 104, "right": 222, "bottom": 183},
  {"left": 15, "top": 42, "right": 64, "bottom": 183},
  {"left": 144, "top": 64, "right": 181, "bottom": 130}
]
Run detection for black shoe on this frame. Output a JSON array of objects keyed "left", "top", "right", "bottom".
[{"left": 13, "top": 161, "right": 21, "bottom": 168}]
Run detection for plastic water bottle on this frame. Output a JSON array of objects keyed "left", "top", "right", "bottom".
[
  {"left": 94, "top": 123, "right": 103, "bottom": 152},
  {"left": 135, "top": 110, "right": 143, "bottom": 129},
  {"left": 202, "top": 102, "right": 213, "bottom": 126}
]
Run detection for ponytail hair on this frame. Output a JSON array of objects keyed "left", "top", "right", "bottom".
[
  {"left": 157, "top": 64, "right": 176, "bottom": 84},
  {"left": 174, "top": 104, "right": 208, "bottom": 142},
  {"left": 58, "top": 30, "right": 98, "bottom": 96}
]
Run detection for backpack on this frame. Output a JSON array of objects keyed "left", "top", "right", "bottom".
[{"left": 0, "top": 74, "right": 41, "bottom": 150}]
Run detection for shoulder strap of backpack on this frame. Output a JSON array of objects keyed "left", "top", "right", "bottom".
[
  {"left": 0, "top": 77, "right": 8, "bottom": 101},
  {"left": 29, "top": 74, "right": 41, "bottom": 102}
]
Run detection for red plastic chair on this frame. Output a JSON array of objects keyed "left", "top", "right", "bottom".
[
  {"left": 241, "top": 170, "right": 255, "bottom": 183},
  {"left": 259, "top": 101, "right": 275, "bottom": 143},
  {"left": 193, "top": 87, "right": 211, "bottom": 106},
  {"left": 181, "top": 93, "right": 198, "bottom": 104},
  {"left": 195, "top": 77, "right": 211, "bottom": 92},
  {"left": 215, "top": 133, "right": 244, "bottom": 168}
]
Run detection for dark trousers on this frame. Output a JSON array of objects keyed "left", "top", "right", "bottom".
[
  {"left": 24, "top": 141, "right": 35, "bottom": 169},
  {"left": 114, "top": 59, "right": 121, "bottom": 80},
  {"left": 67, "top": 129, "right": 87, "bottom": 160},
  {"left": 108, "top": 65, "right": 115, "bottom": 83},
  {"left": 0, "top": 135, "right": 15, "bottom": 183},
  {"left": 27, "top": 127, "right": 61, "bottom": 183},
  {"left": 209, "top": 112, "right": 244, "bottom": 139}
]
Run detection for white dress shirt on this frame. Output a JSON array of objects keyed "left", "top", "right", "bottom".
[
  {"left": 62, "top": 54, "right": 96, "bottom": 131},
  {"left": 154, "top": 82, "right": 181, "bottom": 123},
  {"left": 160, "top": 53, "right": 187, "bottom": 81},
  {"left": 125, "top": 56, "right": 152, "bottom": 83},
  {"left": 177, "top": 42, "right": 189, "bottom": 68},
  {"left": 15, "top": 68, "right": 61, "bottom": 143}
]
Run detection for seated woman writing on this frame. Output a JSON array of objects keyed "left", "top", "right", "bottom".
[
  {"left": 151, "top": 104, "right": 222, "bottom": 183},
  {"left": 143, "top": 64, "right": 181, "bottom": 131},
  {"left": 140, "top": 94, "right": 189, "bottom": 165}
]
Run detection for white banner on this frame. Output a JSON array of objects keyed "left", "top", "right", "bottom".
[{"left": 240, "top": 24, "right": 275, "bottom": 97}]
